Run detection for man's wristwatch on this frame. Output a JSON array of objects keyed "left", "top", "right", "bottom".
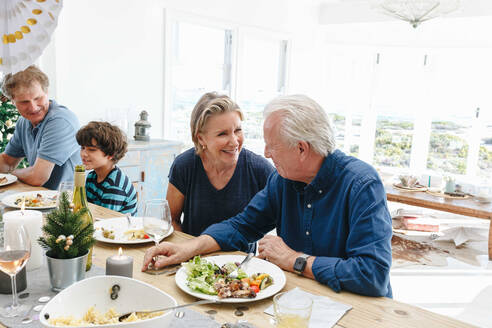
[{"left": 293, "top": 253, "right": 310, "bottom": 275}]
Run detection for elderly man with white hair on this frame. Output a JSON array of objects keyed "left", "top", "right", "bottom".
[{"left": 142, "top": 94, "right": 393, "bottom": 297}]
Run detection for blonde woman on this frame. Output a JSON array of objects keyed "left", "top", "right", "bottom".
[{"left": 166, "top": 92, "right": 274, "bottom": 251}]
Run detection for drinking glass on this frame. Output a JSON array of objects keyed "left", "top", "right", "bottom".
[
  {"left": 273, "top": 291, "right": 313, "bottom": 328},
  {"left": 143, "top": 199, "right": 172, "bottom": 247},
  {"left": 0, "top": 225, "right": 31, "bottom": 317},
  {"left": 57, "top": 181, "right": 74, "bottom": 206}
]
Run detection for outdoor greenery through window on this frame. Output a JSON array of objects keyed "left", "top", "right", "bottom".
[{"left": 323, "top": 43, "right": 492, "bottom": 182}]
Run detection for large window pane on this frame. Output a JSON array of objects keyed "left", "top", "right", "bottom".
[
  {"left": 237, "top": 34, "right": 287, "bottom": 154},
  {"left": 371, "top": 50, "right": 420, "bottom": 168},
  {"left": 169, "top": 22, "right": 230, "bottom": 146},
  {"left": 427, "top": 118, "right": 470, "bottom": 174},
  {"left": 374, "top": 115, "right": 413, "bottom": 168}
]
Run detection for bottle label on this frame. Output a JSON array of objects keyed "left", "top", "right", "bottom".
[{"left": 74, "top": 172, "right": 85, "bottom": 187}]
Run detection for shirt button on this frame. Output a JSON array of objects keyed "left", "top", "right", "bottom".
[
  {"left": 307, "top": 204, "right": 312, "bottom": 208},
  {"left": 306, "top": 231, "right": 310, "bottom": 235},
  {"left": 318, "top": 190, "right": 323, "bottom": 194}
]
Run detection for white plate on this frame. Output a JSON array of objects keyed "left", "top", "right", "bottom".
[
  {"left": 0, "top": 173, "right": 17, "bottom": 187},
  {"left": 1, "top": 190, "right": 58, "bottom": 209},
  {"left": 94, "top": 217, "right": 174, "bottom": 245},
  {"left": 175, "top": 254, "right": 286, "bottom": 303}
]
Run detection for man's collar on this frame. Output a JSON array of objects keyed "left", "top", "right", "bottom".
[{"left": 289, "top": 149, "right": 341, "bottom": 192}]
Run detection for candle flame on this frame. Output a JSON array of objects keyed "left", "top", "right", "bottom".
[
  {"left": 20, "top": 196, "right": 26, "bottom": 212},
  {"left": 118, "top": 247, "right": 123, "bottom": 256}
]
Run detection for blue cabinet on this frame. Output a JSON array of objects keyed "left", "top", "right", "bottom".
[{"left": 118, "top": 139, "right": 183, "bottom": 211}]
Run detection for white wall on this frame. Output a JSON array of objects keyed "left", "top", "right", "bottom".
[{"left": 41, "top": 0, "right": 324, "bottom": 138}]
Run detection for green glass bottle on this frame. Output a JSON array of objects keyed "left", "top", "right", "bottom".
[{"left": 73, "top": 165, "right": 94, "bottom": 271}]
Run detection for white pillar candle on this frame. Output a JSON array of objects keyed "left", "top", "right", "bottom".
[
  {"left": 3, "top": 210, "right": 43, "bottom": 271},
  {"left": 106, "top": 247, "right": 133, "bottom": 278}
]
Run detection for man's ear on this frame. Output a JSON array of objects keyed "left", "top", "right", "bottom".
[{"left": 297, "top": 141, "right": 310, "bottom": 160}]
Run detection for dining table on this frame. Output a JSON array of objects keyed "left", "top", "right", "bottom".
[
  {"left": 0, "top": 180, "right": 477, "bottom": 328},
  {"left": 385, "top": 183, "right": 492, "bottom": 260}
]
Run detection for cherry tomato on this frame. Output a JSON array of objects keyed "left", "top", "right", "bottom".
[
  {"left": 143, "top": 234, "right": 150, "bottom": 239},
  {"left": 250, "top": 285, "right": 260, "bottom": 294}
]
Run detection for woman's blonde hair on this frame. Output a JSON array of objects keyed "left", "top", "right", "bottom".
[{"left": 190, "top": 92, "right": 243, "bottom": 154}]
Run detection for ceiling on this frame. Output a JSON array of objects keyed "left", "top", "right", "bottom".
[{"left": 318, "top": 0, "right": 492, "bottom": 24}]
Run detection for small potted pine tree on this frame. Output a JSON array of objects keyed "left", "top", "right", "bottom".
[{"left": 38, "top": 192, "right": 96, "bottom": 291}]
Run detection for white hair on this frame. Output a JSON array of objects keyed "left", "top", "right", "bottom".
[{"left": 263, "top": 94, "right": 336, "bottom": 157}]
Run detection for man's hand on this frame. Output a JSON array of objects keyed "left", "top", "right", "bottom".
[
  {"left": 0, "top": 153, "right": 21, "bottom": 174},
  {"left": 257, "top": 235, "right": 299, "bottom": 272}
]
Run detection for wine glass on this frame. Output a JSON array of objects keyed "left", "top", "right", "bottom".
[
  {"left": 143, "top": 199, "right": 172, "bottom": 247},
  {"left": 57, "top": 180, "right": 74, "bottom": 206},
  {"left": 0, "top": 225, "right": 31, "bottom": 317}
]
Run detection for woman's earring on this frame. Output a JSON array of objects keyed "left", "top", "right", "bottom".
[{"left": 201, "top": 144, "right": 207, "bottom": 151}]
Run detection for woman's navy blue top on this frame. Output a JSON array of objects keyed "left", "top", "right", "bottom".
[{"left": 168, "top": 148, "right": 274, "bottom": 241}]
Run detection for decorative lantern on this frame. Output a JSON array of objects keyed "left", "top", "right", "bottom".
[{"left": 134, "top": 111, "right": 151, "bottom": 141}]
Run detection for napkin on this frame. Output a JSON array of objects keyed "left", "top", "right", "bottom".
[
  {"left": 264, "top": 287, "right": 352, "bottom": 328},
  {"left": 435, "top": 227, "right": 488, "bottom": 247}
]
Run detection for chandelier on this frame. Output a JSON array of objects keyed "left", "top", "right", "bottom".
[{"left": 371, "top": 0, "right": 461, "bottom": 28}]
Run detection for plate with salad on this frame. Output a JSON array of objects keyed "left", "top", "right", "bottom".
[{"left": 175, "top": 254, "right": 286, "bottom": 303}]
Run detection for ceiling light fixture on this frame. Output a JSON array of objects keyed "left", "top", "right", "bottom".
[{"left": 371, "top": 0, "right": 461, "bottom": 28}]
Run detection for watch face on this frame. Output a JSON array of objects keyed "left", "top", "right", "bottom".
[{"left": 294, "top": 257, "right": 307, "bottom": 273}]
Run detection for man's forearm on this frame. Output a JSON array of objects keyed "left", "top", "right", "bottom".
[
  {"left": 12, "top": 166, "right": 47, "bottom": 186},
  {"left": 187, "top": 235, "right": 221, "bottom": 258}
]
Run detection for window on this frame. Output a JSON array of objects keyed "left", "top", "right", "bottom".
[
  {"left": 236, "top": 31, "right": 288, "bottom": 154},
  {"left": 322, "top": 43, "right": 492, "bottom": 180},
  {"left": 167, "top": 21, "right": 232, "bottom": 148},
  {"left": 164, "top": 13, "right": 289, "bottom": 154}
]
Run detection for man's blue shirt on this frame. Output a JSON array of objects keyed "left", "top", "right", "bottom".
[
  {"left": 203, "top": 149, "right": 393, "bottom": 297},
  {"left": 5, "top": 100, "right": 81, "bottom": 190}
]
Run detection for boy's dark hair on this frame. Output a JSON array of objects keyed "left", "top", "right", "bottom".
[{"left": 76, "top": 121, "right": 127, "bottom": 163}]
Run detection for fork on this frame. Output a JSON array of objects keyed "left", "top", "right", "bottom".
[{"left": 228, "top": 253, "right": 254, "bottom": 279}]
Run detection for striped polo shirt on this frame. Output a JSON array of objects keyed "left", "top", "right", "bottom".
[{"left": 86, "top": 166, "right": 137, "bottom": 215}]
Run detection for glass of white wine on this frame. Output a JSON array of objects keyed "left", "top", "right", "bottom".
[
  {"left": 273, "top": 291, "right": 313, "bottom": 328},
  {"left": 143, "top": 199, "right": 172, "bottom": 247},
  {"left": 0, "top": 225, "right": 31, "bottom": 317},
  {"left": 57, "top": 180, "right": 74, "bottom": 206}
]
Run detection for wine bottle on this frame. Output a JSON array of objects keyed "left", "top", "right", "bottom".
[{"left": 73, "top": 165, "right": 94, "bottom": 271}]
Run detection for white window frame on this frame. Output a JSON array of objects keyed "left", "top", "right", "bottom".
[
  {"left": 162, "top": 9, "right": 290, "bottom": 144},
  {"left": 323, "top": 43, "right": 490, "bottom": 181}
]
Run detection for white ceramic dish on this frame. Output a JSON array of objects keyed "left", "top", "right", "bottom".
[
  {"left": 1, "top": 190, "right": 58, "bottom": 209},
  {"left": 175, "top": 254, "right": 286, "bottom": 303},
  {"left": 94, "top": 217, "right": 174, "bottom": 245},
  {"left": 0, "top": 173, "right": 17, "bottom": 187},
  {"left": 40, "top": 275, "right": 177, "bottom": 328}
]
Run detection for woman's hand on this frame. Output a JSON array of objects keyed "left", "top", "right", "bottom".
[
  {"left": 141, "top": 235, "right": 221, "bottom": 271},
  {"left": 141, "top": 242, "right": 191, "bottom": 271}
]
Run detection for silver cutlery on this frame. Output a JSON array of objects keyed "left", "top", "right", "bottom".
[
  {"left": 118, "top": 299, "right": 219, "bottom": 321},
  {"left": 228, "top": 253, "right": 254, "bottom": 279},
  {"left": 143, "top": 265, "right": 181, "bottom": 276}
]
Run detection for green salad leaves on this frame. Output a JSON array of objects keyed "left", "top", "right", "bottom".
[{"left": 183, "top": 256, "right": 247, "bottom": 295}]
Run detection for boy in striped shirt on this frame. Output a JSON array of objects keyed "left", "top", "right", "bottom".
[{"left": 76, "top": 121, "right": 137, "bottom": 215}]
